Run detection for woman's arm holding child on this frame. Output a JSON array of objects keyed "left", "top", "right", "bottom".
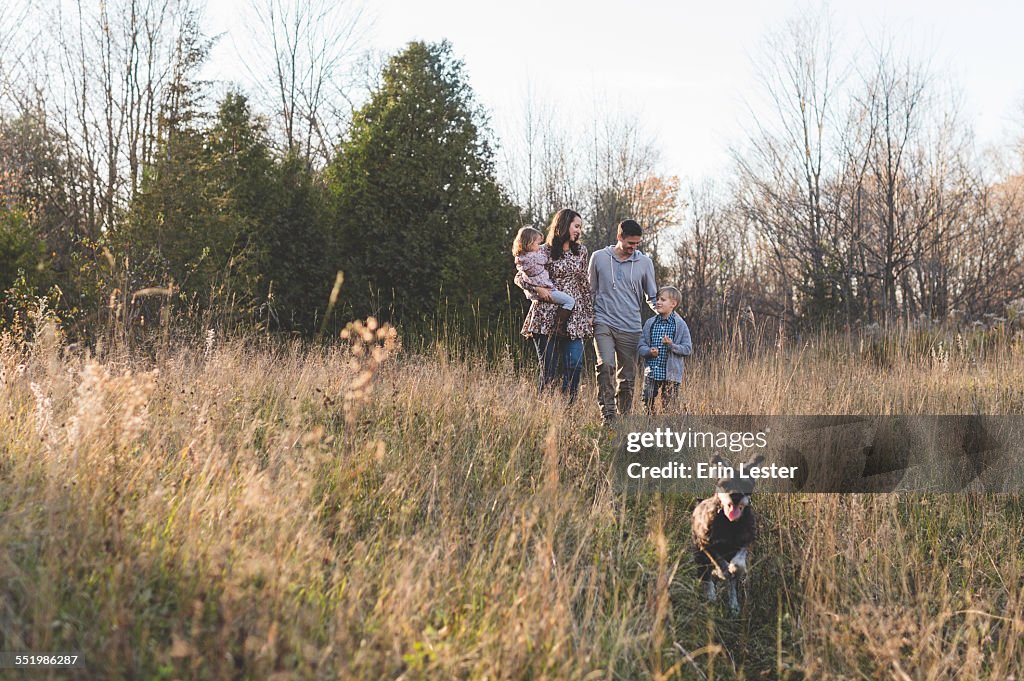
[
  {"left": 517, "top": 270, "right": 554, "bottom": 288},
  {"left": 514, "top": 271, "right": 553, "bottom": 302}
]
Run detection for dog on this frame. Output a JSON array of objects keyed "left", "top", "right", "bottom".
[{"left": 691, "top": 453, "right": 762, "bottom": 614}]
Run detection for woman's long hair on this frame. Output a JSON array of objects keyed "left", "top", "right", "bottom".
[{"left": 546, "top": 208, "right": 581, "bottom": 261}]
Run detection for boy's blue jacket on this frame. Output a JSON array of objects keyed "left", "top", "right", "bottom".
[{"left": 638, "top": 312, "right": 692, "bottom": 383}]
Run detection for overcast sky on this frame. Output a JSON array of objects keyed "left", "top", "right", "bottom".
[{"left": 205, "top": 0, "right": 1024, "bottom": 184}]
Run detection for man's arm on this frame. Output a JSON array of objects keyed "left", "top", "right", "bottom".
[
  {"left": 643, "top": 257, "right": 658, "bottom": 312},
  {"left": 588, "top": 250, "right": 599, "bottom": 293},
  {"left": 638, "top": 322, "right": 654, "bottom": 358}
]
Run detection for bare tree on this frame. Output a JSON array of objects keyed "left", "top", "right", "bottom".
[
  {"left": 730, "top": 9, "right": 987, "bottom": 329},
  {"left": 587, "top": 109, "right": 664, "bottom": 243},
  {"left": 239, "top": 0, "right": 368, "bottom": 165},
  {"left": 663, "top": 6, "right": 1024, "bottom": 332},
  {"left": 498, "top": 83, "right": 588, "bottom": 228},
  {"left": 1016, "top": 99, "right": 1024, "bottom": 168},
  {"left": 500, "top": 86, "right": 680, "bottom": 256},
  {"left": 9, "top": 0, "right": 206, "bottom": 239},
  {"left": 0, "top": 1, "right": 29, "bottom": 102},
  {"left": 669, "top": 179, "right": 790, "bottom": 343},
  {"left": 852, "top": 42, "right": 934, "bottom": 320},
  {"left": 673, "top": 180, "right": 730, "bottom": 326},
  {"left": 946, "top": 172, "right": 1024, "bottom": 318},
  {"left": 734, "top": 7, "right": 848, "bottom": 325}
]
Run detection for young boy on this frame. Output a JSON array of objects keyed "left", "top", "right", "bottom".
[{"left": 638, "top": 286, "right": 692, "bottom": 413}]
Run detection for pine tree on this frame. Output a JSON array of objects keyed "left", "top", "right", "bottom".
[
  {"left": 260, "top": 153, "right": 334, "bottom": 332},
  {"left": 328, "top": 41, "right": 518, "bottom": 325},
  {"left": 123, "top": 91, "right": 274, "bottom": 324}
]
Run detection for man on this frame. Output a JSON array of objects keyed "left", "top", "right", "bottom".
[{"left": 588, "top": 219, "right": 658, "bottom": 424}]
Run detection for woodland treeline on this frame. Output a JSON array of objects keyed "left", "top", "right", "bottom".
[{"left": 1, "top": 2, "right": 1022, "bottom": 345}]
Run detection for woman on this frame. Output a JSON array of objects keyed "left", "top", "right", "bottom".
[{"left": 519, "top": 208, "right": 594, "bottom": 402}]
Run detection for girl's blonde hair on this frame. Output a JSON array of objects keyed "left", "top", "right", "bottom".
[{"left": 512, "top": 226, "right": 544, "bottom": 257}]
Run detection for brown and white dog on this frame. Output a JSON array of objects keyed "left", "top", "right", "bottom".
[{"left": 691, "top": 453, "right": 762, "bottom": 614}]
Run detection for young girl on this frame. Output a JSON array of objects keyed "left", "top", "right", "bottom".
[{"left": 512, "top": 226, "right": 574, "bottom": 335}]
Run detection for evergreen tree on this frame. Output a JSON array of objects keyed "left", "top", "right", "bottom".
[
  {"left": 328, "top": 41, "right": 519, "bottom": 325},
  {"left": 123, "top": 89, "right": 336, "bottom": 333},
  {"left": 123, "top": 92, "right": 274, "bottom": 324},
  {"left": 1, "top": 113, "right": 86, "bottom": 323},
  {"left": 0, "top": 203, "right": 47, "bottom": 294},
  {"left": 261, "top": 153, "right": 335, "bottom": 332}
]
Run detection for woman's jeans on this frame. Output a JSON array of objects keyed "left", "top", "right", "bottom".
[{"left": 533, "top": 334, "right": 584, "bottom": 402}]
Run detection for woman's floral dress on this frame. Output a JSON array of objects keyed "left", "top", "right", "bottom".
[{"left": 520, "top": 244, "right": 594, "bottom": 340}]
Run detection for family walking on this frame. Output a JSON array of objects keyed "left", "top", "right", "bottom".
[{"left": 515, "top": 209, "right": 692, "bottom": 422}]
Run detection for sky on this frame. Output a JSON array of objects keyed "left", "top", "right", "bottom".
[{"left": 204, "top": 0, "right": 1024, "bottom": 184}]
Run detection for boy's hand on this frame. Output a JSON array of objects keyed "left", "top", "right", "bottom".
[
  {"left": 662, "top": 335, "right": 672, "bottom": 346},
  {"left": 649, "top": 347, "right": 659, "bottom": 358}
]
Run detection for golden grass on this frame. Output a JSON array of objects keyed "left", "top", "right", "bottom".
[{"left": 1, "top": 318, "right": 1023, "bottom": 679}]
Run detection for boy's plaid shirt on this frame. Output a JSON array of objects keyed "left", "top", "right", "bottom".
[{"left": 646, "top": 315, "right": 676, "bottom": 381}]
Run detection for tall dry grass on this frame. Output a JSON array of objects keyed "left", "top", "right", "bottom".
[{"left": 1, "top": 314, "right": 1023, "bottom": 679}]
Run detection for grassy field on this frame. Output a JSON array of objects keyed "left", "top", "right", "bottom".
[{"left": 2, "top": 317, "right": 1023, "bottom": 679}]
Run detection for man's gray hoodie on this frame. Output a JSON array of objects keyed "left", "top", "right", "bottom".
[{"left": 588, "top": 245, "right": 658, "bottom": 333}]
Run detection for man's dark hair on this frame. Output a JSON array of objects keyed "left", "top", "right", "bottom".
[{"left": 617, "top": 219, "right": 643, "bottom": 238}]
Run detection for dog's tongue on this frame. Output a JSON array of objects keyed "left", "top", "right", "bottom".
[{"left": 726, "top": 507, "right": 743, "bottom": 521}]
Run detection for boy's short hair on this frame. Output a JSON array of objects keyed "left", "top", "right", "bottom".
[
  {"left": 617, "top": 219, "right": 643, "bottom": 238},
  {"left": 658, "top": 286, "right": 682, "bottom": 305}
]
